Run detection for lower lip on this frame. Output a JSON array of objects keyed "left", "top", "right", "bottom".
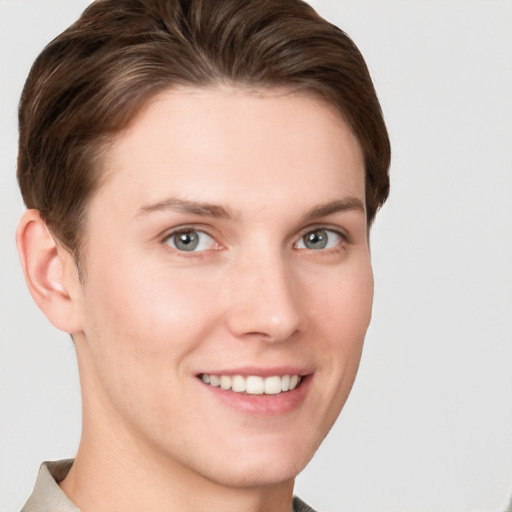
[{"left": 199, "top": 375, "right": 312, "bottom": 416}]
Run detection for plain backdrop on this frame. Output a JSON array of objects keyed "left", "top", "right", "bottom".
[{"left": 1, "top": 1, "right": 511, "bottom": 511}]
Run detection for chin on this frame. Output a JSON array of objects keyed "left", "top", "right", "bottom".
[
  {"left": 190, "top": 438, "right": 319, "bottom": 489},
  {"left": 201, "top": 458, "right": 304, "bottom": 489}
]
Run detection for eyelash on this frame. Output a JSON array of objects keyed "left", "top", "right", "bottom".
[
  {"left": 162, "top": 227, "right": 218, "bottom": 254},
  {"left": 294, "top": 226, "right": 349, "bottom": 253},
  {"left": 161, "top": 225, "right": 349, "bottom": 255}
]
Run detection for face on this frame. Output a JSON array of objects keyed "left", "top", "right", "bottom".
[{"left": 71, "top": 87, "right": 373, "bottom": 489}]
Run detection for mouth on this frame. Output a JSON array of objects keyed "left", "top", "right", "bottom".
[
  {"left": 199, "top": 373, "right": 303, "bottom": 395},
  {"left": 197, "top": 370, "right": 311, "bottom": 415}
]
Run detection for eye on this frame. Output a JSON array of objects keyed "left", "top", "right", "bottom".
[
  {"left": 295, "top": 228, "right": 343, "bottom": 250},
  {"left": 164, "top": 229, "right": 216, "bottom": 252}
]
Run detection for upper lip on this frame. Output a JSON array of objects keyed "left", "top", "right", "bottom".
[{"left": 197, "top": 366, "right": 312, "bottom": 377}]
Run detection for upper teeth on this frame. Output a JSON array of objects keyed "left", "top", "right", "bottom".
[{"left": 201, "top": 374, "right": 301, "bottom": 395}]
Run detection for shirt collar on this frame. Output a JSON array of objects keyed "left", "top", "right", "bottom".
[{"left": 22, "top": 460, "right": 79, "bottom": 512}]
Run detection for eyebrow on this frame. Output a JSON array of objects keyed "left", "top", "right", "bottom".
[
  {"left": 302, "top": 197, "right": 365, "bottom": 222},
  {"left": 136, "top": 196, "right": 364, "bottom": 221},
  {"left": 136, "top": 197, "right": 234, "bottom": 219}
]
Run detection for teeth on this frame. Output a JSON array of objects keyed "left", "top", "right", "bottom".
[
  {"left": 246, "top": 376, "right": 264, "bottom": 395},
  {"left": 209, "top": 375, "right": 220, "bottom": 387},
  {"left": 264, "top": 376, "right": 282, "bottom": 395},
  {"left": 220, "top": 375, "right": 232, "bottom": 390},
  {"left": 201, "top": 374, "right": 302, "bottom": 395},
  {"left": 231, "top": 375, "right": 246, "bottom": 392}
]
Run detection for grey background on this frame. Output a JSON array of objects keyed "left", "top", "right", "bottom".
[{"left": 1, "top": 1, "right": 511, "bottom": 511}]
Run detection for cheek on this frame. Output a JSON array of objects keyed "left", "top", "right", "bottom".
[
  {"left": 76, "top": 264, "right": 224, "bottom": 437},
  {"left": 79, "top": 259, "right": 221, "bottom": 377},
  {"left": 307, "top": 259, "right": 373, "bottom": 402},
  {"left": 122, "top": 277, "right": 209, "bottom": 341},
  {"left": 309, "top": 259, "right": 374, "bottom": 341}
]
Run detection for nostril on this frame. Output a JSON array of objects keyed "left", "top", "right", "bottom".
[{"left": 225, "top": 302, "right": 301, "bottom": 343}]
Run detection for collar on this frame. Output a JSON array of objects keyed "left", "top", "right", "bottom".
[{"left": 22, "top": 460, "right": 79, "bottom": 512}]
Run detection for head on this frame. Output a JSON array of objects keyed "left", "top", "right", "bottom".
[
  {"left": 17, "top": 0, "right": 389, "bottom": 267},
  {"left": 16, "top": 0, "right": 390, "bottom": 494}
]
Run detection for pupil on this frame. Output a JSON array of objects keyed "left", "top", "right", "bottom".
[
  {"left": 175, "top": 231, "right": 198, "bottom": 251},
  {"left": 305, "top": 230, "right": 327, "bottom": 249}
]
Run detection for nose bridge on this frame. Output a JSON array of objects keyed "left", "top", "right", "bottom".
[{"left": 225, "top": 245, "right": 301, "bottom": 342}]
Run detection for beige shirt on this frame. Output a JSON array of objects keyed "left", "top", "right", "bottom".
[{"left": 22, "top": 460, "right": 315, "bottom": 512}]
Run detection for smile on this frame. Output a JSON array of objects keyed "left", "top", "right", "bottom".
[{"left": 200, "top": 374, "right": 302, "bottom": 395}]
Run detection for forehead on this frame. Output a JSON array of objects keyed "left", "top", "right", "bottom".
[{"left": 95, "top": 86, "right": 365, "bottom": 217}]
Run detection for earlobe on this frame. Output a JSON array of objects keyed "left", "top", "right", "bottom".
[{"left": 16, "top": 209, "right": 83, "bottom": 334}]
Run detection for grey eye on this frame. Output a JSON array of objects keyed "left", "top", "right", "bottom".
[
  {"left": 165, "top": 230, "right": 215, "bottom": 252},
  {"left": 296, "top": 228, "right": 342, "bottom": 250}
]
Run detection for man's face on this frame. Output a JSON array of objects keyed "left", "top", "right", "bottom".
[{"left": 71, "top": 87, "right": 373, "bottom": 488}]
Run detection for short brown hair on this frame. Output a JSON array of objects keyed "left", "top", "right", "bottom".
[{"left": 17, "top": 0, "right": 390, "bottom": 260}]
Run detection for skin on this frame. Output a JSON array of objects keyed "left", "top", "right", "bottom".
[{"left": 17, "top": 87, "right": 373, "bottom": 512}]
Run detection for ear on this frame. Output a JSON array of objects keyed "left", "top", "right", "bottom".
[{"left": 16, "top": 209, "right": 83, "bottom": 334}]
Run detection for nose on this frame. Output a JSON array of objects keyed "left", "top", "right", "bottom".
[{"left": 225, "top": 251, "right": 302, "bottom": 343}]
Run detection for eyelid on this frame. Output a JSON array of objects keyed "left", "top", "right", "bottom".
[
  {"left": 293, "top": 224, "right": 350, "bottom": 251},
  {"left": 160, "top": 223, "right": 215, "bottom": 240},
  {"left": 297, "top": 224, "right": 350, "bottom": 242},
  {"left": 161, "top": 225, "right": 221, "bottom": 253},
  {"left": 158, "top": 223, "right": 350, "bottom": 253}
]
